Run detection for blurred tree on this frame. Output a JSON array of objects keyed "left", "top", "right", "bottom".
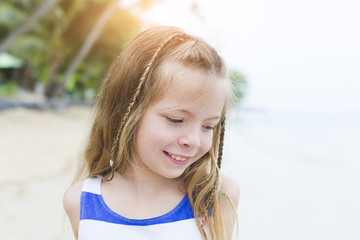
[
  {"left": 0, "top": 0, "right": 153, "bottom": 101},
  {"left": 0, "top": 0, "right": 62, "bottom": 53},
  {"left": 0, "top": 0, "right": 88, "bottom": 90},
  {"left": 42, "top": 0, "right": 89, "bottom": 97},
  {"left": 53, "top": 0, "right": 119, "bottom": 97},
  {"left": 229, "top": 70, "right": 247, "bottom": 104},
  {"left": 0, "top": 2, "right": 26, "bottom": 38},
  {"left": 0, "top": 0, "right": 51, "bottom": 88},
  {"left": 45, "top": 0, "right": 141, "bottom": 98}
]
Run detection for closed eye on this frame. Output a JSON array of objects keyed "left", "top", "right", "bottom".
[
  {"left": 203, "top": 125, "right": 215, "bottom": 130},
  {"left": 166, "top": 117, "right": 183, "bottom": 124}
]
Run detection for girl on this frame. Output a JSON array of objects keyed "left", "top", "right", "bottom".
[{"left": 63, "top": 26, "right": 239, "bottom": 240}]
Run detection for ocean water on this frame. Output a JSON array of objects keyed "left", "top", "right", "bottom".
[{"left": 222, "top": 110, "right": 360, "bottom": 240}]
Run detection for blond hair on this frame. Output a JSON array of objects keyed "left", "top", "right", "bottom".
[{"left": 81, "top": 26, "right": 237, "bottom": 239}]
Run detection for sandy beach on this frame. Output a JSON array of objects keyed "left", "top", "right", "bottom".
[
  {"left": 0, "top": 107, "right": 93, "bottom": 240},
  {"left": 1, "top": 107, "right": 359, "bottom": 240}
]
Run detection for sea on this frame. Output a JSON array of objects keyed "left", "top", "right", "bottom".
[{"left": 222, "top": 109, "right": 360, "bottom": 240}]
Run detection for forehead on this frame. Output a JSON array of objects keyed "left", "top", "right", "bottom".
[{"left": 155, "top": 61, "right": 227, "bottom": 113}]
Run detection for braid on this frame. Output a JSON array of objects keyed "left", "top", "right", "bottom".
[
  {"left": 108, "top": 33, "right": 186, "bottom": 179},
  {"left": 204, "top": 171, "right": 219, "bottom": 209},
  {"left": 201, "top": 117, "right": 226, "bottom": 224},
  {"left": 217, "top": 117, "right": 226, "bottom": 169},
  {"left": 200, "top": 169, "right": 220, "bottom": 236},
  {"left": 199, "top": 117, "right": 226, "bottom": 230}
]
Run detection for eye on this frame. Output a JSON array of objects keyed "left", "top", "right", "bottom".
[
  {"left": 166, "top": 117, "right": 183, "bottom": 124},
  {"left": 203, "top": 125, "right": 215, "bottom": 130}
]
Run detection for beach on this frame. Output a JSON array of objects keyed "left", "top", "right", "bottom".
[
  {"left": 224, "top": 111, "right": 360, "bottom": 239},
  {"left": 0, "top": 107, "right": 359, "bottom": 239},
  {"left": 0, "top": 107, "right": 92, "bottom": 240}
]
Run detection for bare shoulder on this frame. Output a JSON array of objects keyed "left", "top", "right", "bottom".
[
  {"left": 220, "top": 173, "right": 240, "bottom": 207},
  {"left": 63, "top": 180, "right": 84, "bottom": 213},
  {"left": 220, "top": 173, "right": 240, "bottom": 239},
  {"left": 63, "top": 180, "right": 85, "bottom": 239}
]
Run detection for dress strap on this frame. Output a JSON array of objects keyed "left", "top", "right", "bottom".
[{"left": 82, "top": 177, "right": 102, "bottom": 195}]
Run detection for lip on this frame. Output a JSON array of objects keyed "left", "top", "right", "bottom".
[{"left": 163, "top": 151, "right": 191, "bottom": 165}]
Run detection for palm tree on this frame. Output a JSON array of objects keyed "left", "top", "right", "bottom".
[
  {"left": 51, "top": 0, "right": 159, "bottom": 98},
  {"left": 43, "top": 0, "right": 88, "bottom": 98},
  {"left": 0, "top": 0, "right": 62, "bottom": 54},
  {"left": 52, "top": 0, "right": 119, "bottom": 97}
]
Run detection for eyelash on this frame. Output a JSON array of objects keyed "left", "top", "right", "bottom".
[
  {"left": 203, "top": 125, "right": 215, "bottom": 130},
  {"left": 165, "top": 117, "right": 214, "bottom": 130},
  {"left": 166, "top": 117, "right": 183, "bottom": 124}
]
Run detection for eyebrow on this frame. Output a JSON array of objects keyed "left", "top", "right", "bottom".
[{"left": 176, "top": 109, "right": 221, "bottom": 120}]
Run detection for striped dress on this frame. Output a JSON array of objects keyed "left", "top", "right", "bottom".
[{"left": 79, "top": 177, "right": 203, "bottom": 239}]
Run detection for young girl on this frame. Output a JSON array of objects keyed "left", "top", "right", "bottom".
[{"left": 63, "top": 26, "right": 239, "bottom": 240}]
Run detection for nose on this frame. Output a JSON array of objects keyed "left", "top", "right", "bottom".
[{"left": 178, "top": 127, "right": 201, "bottom": 149}]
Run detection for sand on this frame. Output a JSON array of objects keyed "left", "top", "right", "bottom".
[{"left": 0, "top": 107, "right": 93, "bottom": 240}]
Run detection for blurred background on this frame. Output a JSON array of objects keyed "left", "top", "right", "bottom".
[{"left": 0, "top": 0, "right": 359, "bottom": 239}]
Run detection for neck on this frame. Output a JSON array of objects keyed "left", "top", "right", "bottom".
[{"left": 119, "top": 164, "right": 183, "bottom": 198}]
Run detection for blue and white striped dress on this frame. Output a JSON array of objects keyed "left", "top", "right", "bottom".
[{"left": 79, "top": 177, "right": 203, "bottom": 240}]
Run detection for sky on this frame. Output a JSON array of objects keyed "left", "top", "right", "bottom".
[{"left": 122, "top": 0, "right": 360, "bottom": 114}]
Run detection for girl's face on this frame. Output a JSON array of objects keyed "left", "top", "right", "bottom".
[{"left": 133, "top": 63, "right": 227, "bottom": 180}]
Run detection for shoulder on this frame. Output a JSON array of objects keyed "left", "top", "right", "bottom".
[
  {"left": 63, "top": 180, "right": 85, "bottom": 239},
  {"left": 219, "top": 173, "right": 239, "bottom": 239},
  {"left": 63, "top": 180, "right": 84, "bottom": 213},
  {"left": 220, "top": 173, "right": 240, "bottom": 207}
]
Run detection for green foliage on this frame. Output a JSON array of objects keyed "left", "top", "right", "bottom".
[
  {"left": 63, "top": 1, "right": 141, "bottom": 59},
  {"left": 12, "top": 34, "right": 48, "bottom": 56},
  {"left": 0, "top": 2, "right": 26, "bottom": 37},
  {"left": 0, "top": 0, "right": 149, "bottom": 101},
  {"left": 229, "top": 70, "right": 247, "bottom": 103},
  {"left": 0, "top": 0, "right": 46, "bottom": 37},
  {"left": 0, "top": 82, "right": 17, "bottom": 96},
  {"left": 56, "top": 0, "right": 141, "bottom": 100}
]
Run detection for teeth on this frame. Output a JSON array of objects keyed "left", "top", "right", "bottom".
[{"left": 170, "top": 154, "right": 187, "bottom": 161}]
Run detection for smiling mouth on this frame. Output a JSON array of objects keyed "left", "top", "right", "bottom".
[{"left": 164, "top": 151, "right": 190, "bottom": 162}]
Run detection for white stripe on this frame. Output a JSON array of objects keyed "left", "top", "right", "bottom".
[
  {"left": 78, "top": 218, "right": 203, "bottom": 240},
  {"left": 82, "top": 177, "right": 101, "bottom": 194}
]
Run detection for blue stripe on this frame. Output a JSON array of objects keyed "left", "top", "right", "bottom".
[{"left": 80, "top": 192, "right": 194, "bottom": 226}]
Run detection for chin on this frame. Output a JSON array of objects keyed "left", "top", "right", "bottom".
[{"left": 161, "top": 169, "right": 187, "bottom": 180}]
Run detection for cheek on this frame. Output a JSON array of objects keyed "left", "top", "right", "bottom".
[
  {"left": 200, "top": 133, "right": 214, "bottom": 154},
  {"left": 150, "top": 132, "right": 171, "bottom": 148},
  {"left": 142, "top": 123, "right": 175, "bottom": 149}
]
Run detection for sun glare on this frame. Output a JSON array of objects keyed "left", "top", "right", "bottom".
[{"left": 139, "top": 0, "right": 196, "bottom": 29}]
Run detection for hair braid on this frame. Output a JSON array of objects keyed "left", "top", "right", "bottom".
[
  {"left": 217, "top": 117, "right": 226, "bottom": 169},
  {"left": 204, "top": 171, "right": 220, "bottom": 209},
  {"left": 197, "top": 117, "right": 226, "bottom": 233},
  {"left": 107, "top": 33, "right": 186, "bottom": 180},
  {"left": 200, "top": 169, "right": 220, "bottom": 237}
]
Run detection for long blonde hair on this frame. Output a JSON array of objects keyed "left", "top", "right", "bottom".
[{"left": 81, "top": 26, "right": 237, "bottom": 239}]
